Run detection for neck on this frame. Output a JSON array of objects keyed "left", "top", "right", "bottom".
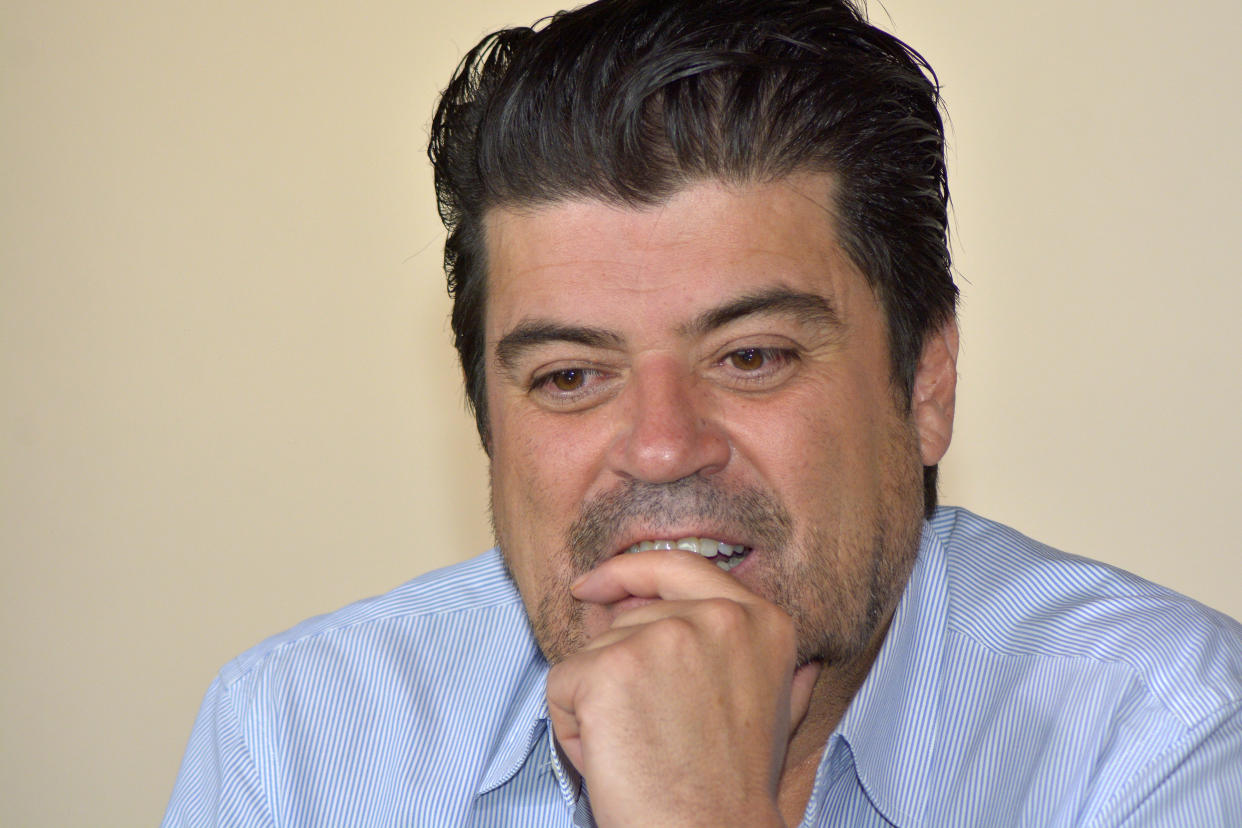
[{"left": 775, "top": 612, "right": 893, "bottom": 825}]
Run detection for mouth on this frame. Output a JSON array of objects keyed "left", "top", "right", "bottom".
[{"left": 621, "top": 537, "right": 753, "bottom": 572}]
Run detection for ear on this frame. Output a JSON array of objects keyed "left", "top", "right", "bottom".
[{"left": 911, "top": 319, "right": 959, "bottom": 466}]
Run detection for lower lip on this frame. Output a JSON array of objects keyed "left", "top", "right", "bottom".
[
  {"left": 589, "top": 550, "right": 758, "bottom": 604},
  {"left": 727, "top": 550, "right": 757, "bottom": 577}
]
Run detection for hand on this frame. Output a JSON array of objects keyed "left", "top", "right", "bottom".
[{"left": 545, "top": 550, "right": 821, "bottom": 828}]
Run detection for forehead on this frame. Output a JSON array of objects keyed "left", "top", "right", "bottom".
[{"left": 481, "top": 175, "right": 868, "bottom": 336}]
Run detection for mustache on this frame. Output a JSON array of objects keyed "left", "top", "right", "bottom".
[{"left": 565, "top": 476, "right": 794, "bottom": 574}]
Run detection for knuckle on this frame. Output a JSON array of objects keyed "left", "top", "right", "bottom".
[
  {"left": 546, "top": 660, "right": 569, "bottom": 685},
  {"left": 744, "top": 600, "right": 796, "bottom": 653},
  {"left": 544, "top": 661, "right": 577, "bottom": 707},
  {"left": 768, "top": 605, "right": 795, "bottom": 638},
  {"left": 648, "top": 614, "right": 698, "bottom": 652},
  {"left": 768, "top": 610, "right": 799, "bottom": 658},
  {"left": 700, "top": 596, "right": 748, "bottom": 631},
  {"left": 600, "top": 635, "right": 649, "bottom": 676}
]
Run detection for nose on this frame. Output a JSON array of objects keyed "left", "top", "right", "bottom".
[{"left": 607, "top": 356, "right": 731, "bottom": 484}]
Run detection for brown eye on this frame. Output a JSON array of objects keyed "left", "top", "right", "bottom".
[
  {"left": 551, "top": 369, "right": 585, "bottom": 391},
  {"left": 728, "top": 349, "right": 765, "bottom": 371}
]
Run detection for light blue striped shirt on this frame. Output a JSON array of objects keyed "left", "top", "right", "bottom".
[{"left": 163, "top": 508, "right": 1242, "bottom": 826}]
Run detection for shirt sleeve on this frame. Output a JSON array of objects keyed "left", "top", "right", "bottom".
[
  {"left": 161, "top": 674, "right": 277, "bottom": 828},
  {"left": 1091, "top": 700, "right": 1242, "bottom": 827}
]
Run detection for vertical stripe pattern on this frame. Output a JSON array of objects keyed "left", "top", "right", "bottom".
[{"left": 163, "top": 508, "right": 1242, "bottom": 826}]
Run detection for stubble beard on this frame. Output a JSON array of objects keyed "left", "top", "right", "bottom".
[
  {"left": 502, "top": 416, "right": 926, "bottom": 668},
  {"left": 767, "top": 417, "right": 926, "bottom": 667}
]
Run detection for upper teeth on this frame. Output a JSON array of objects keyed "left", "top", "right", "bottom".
[{"left": 623, "top": 537, "right": 749, "bottom": 571}]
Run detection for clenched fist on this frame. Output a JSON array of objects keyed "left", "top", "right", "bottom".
[{"left": 546, "top": 549, "right": 822, "bottom": 828}]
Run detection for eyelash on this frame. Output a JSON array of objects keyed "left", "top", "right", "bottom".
[
  {"left": 529, "top": 367, "right": 606, "bottom": 398},
  {"left": 718, "top": 347, "right": 799, "bottom": 382},
  {"left": 527, "top": 347, "right": 799, "bottom": 404}
]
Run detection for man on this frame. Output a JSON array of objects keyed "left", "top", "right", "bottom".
[{"left": 164, "top": 1, "right": 1242, "bottom": 825}]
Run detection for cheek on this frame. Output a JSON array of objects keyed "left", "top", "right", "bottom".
[
  {"left": 495, "top": 379, "right": 619, "bottom": 481},
  {"left": 731, "top": 384, "right": 889, "bottom": 515},
  {"left": 494, "top": 411, "right": 591, "bottom": 511},
  {"left": 728, "top": 382, "right": 857, "bottom": 464},
  {"left": 488, "top": 405, "right": 608, "bottom": 580},
  {"left": 490, "top": 433, "right": 551, "bottom": 554}
]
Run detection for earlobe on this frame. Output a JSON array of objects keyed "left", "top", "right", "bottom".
[{"left": 911, "top": 319, "right": 959, "bottom": 467}]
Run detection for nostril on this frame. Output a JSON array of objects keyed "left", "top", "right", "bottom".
[
  {"left": 611, "top": 362, "right": 730, "bottom": 482},
  {"left": 619, "top": 415, "right": 730, "bottom": 483}
]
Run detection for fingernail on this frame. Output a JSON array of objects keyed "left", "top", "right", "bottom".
[{"left": 570, "top": 572, "right": 589, "bottom": 592}]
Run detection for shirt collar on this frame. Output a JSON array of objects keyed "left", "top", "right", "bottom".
[
  {"left": 474, "top": 624, "right": 586, "bottom": 817},
  {"left": 830, "top": 519, "right": 949, "bottom": 826},
  {"left": 473, "top": 520, "right": 953, "bottom": 822},
  {"left": 475, "top": 622, "right": 554, "bottom": 796}
]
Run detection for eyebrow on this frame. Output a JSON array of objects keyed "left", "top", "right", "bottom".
[
  {"left": 492, "top": 286, "right": 841, "bottom": 371},
  {"left": 681, "top": 287, "right": 841, "bottom": 337},
  {"left": 494, "top": 322, "right": 624, "bottom": 372}
]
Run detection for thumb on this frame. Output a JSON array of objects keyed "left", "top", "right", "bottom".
[
  {"left": 546, "top": 662, "right": 587, "bottom": 774},
  {"left": 547, "top": 701, "right": 585, "bottom": 775},
  {"left": 789, "top": 660, "right": 822, "bottom": 734}
]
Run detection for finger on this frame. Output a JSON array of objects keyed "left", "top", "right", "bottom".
[
  {"left": 575, "top": 599, "right": 735, "bottom": 651},
  {"left": 607, "top": 598, "right": 710, "bottom": 630},
  {"left": 577, "top": 619, "right": 647, "bottom": 651},
  {"left": 545, "top": 678, "right": 585, "bottom": 772},
  {"left": 789, "top": 660, "right": 822, "bottom": 734},
  {"left": 572, "top": 600, "right": 711, "bottom": 653},
  {"left": 571, "top": 548, "right": 756, "bottom": 605}
]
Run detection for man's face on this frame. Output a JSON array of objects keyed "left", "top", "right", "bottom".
[{"left": 483, "top": 175, "right": 943, "bottom": 667}]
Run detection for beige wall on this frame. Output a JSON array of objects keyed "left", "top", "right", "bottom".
[{"left": 2, "top": 1, "right": 1238, "bottom": 823}]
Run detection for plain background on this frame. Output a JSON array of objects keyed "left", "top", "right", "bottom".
[{"left": 3, "top": 0, "right": 1240, "bottom": 824}]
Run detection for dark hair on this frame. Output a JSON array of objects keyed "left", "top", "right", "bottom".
[{"left": 429, "top": 0, "right": 957, "bottom": 517}]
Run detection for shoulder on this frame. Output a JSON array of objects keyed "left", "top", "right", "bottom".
[
  {"left": 217, "top": 548, "right": 530, "bottom": 694},
  {"left": 915, "top": 509, "right": 1242, "bottom": 824},
  {"left": 929, "top": 507, "right": 1242, "bottom": 728},
  {"left": 165, "top": 551, "right": 546, "bottom": 824}
]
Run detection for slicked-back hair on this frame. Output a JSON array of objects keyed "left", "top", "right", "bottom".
[{"left": 429, "top": 0, "right": 957, "bottom": 517}]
